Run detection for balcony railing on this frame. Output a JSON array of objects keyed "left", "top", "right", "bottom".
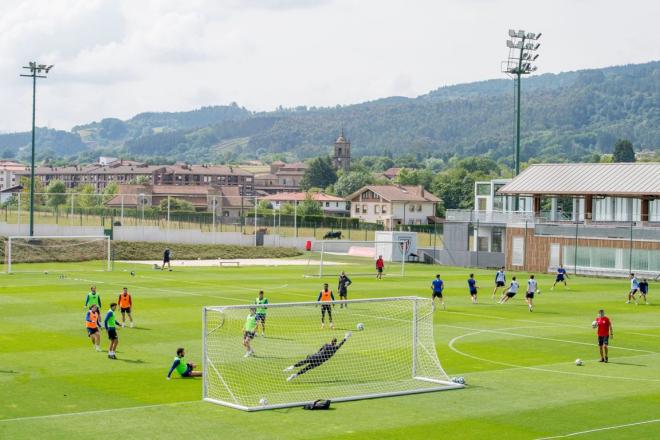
[{"left": 445, "top": 209, "right": 535, "bottom": 225}]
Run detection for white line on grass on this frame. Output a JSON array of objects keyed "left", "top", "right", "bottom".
[
  {"left": 535, "top": 418, "right": 660, "bottom": 439},
  {"left": 0, "top": 401, "right": 198, "bottom": 424}
]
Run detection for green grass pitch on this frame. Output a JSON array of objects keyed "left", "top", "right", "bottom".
[{"left": 1, "top": 257, "right": 659, "bottom": 439}]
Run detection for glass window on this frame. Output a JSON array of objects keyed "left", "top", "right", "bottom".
[
  {"left": 512, "top": 237, "right": 524, "bottom": 266},
  {"left": 417, "top": 204, "right": 422, "bottom": 211},
  {"left": 355, "top": 204, "right": 360, "bottom": 213},
  {"left": 491, "top": 229, "right": 502, "bottom": 253},
  {"left": 375, "top": 205, "right": 381, "bottom": 214},
  {"left": 382, "top": 205, "right": 387, "bottom": 214},
  {"left": 362, "top": 205, "right": 367, "bottom": 213},
  {"left": 409, "top": 204, "right": 415, "bottom": 212},
  {"left": 477, "top": 236, "right": 489, "bottom": 252},
  {"left": 476, "top": 183, "right": 491, "bottom": 196}
]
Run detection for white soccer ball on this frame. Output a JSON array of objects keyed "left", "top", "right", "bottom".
[
  {"left": 575, "top": 359, "right": 583, "bottom": 366},
  {"left": 537, "top": 289, "right": 541, "bottom": 295},
  {"left": 259, "top": 398, "right": 268, "bottom": 406},
  {"left": 356, "top": 323, "right": 365, "bottom": 331},
  {"left": 457, "top": 376, "right": 465, "bottom": 385},
  {"left": 591, "top": 321, "right": 598, "bottom": 329}
]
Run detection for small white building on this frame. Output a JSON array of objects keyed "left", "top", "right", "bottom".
[
  {"left": 261, "top": 192, "right": 349, "bottom": 216},
  {"left": 0, "top": 160, "right": 25, "bottom": 195},
  {"left": 346, "top": 185, "right": 440, "bottom": 229}
]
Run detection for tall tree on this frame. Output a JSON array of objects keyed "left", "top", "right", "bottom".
[
  {"left": 333, "top": 171, "right": 373, "bottom": 196},
  {"left": 46, "top": 180, "right": 67, "bottom": 210},
  {"left": 612, "top": 139, "right": 636, "bottom": 162},
  {"left": 297, "top": 192, "right": 323, "bottom": 216},
  {"left": 300, "top": 157, "right": 337, "bottom": 190}
]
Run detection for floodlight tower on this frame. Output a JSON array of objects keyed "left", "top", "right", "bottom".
[
  {"left": 502, "top": 30, "right": 540, "bottom": 210},
  {"left": 20, "top": 62, "right": 53, "bottom": 236}
]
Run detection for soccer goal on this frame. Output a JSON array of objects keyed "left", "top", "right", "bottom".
[
  {"left": 4, "top": 235, "right": 112, "bottom": 274},
  {"left": 203, "top": 296, "right": 462, "bottom": 411},
  {"left": 304, "top": 240, "right": 408, "bottom": 278}
]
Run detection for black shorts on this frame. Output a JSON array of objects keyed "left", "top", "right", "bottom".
[
  {"left": 506, "top": 291, "right": 516, "bottom": 298},
  {"left": 255, "top": 313, "right": 266, "bottom": 323},
  {"left": 496, "top": 281, "right": 505, "bottom": 287},
  {"left": 244, "top": 331, "right": 255, "bottom": 340},
  {"left": 469, "top": 290, "right": 477, "bottom": 296},
  {"left": 181, "top": 365, "right": 193, "bottom": 377},
  {"left": 525, "top": 292, "right": 534, "bottom": 299},
  {"left": 377, "top": 268, "right": 383, "bottom": 273},
  {"left": 556, "top": 275, "right": 565, "bottom": 282},
  {"left": 432, "top": 291, "right": 443, "bottom": 299},
  {"left": 120, "top": 307, "right": 131, "bottom": 313},
  {"left": 339, "top": 291, "right": 347, "bottom": 297},
  {"left": 163, "top": 258, "right": 170, "bottom": 264},
  {"left": 107, "top": 328, "right": 118, "bottom": 340},
  {"left": 321, "top": 304, "right": 332, "bottom": 312},
  {"left": 87, "top": 327, "right": 98, "bottom": 336},
  {"left": 630, "top": 289, "right": 639, "bottom": 294},
  {"left": 598, "top": 336, "right": 609, "bottom": 346}
]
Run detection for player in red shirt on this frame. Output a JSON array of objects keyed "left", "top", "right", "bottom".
[
  {"left": 375, "top": 255, "right": 384, "bottom": 280},
  {"left": 594, "top": 309, "right": 613, "bottom": 363}
]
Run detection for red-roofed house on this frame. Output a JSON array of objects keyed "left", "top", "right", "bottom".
[{"left": 261, "top": 192, "right": 349, "bottom": 216}]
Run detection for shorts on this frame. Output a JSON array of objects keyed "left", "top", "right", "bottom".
[
  {"left": 496, "top": 281, "right": 505, "bottom": 287},
  {"left": 87, "top": 327, "right": 98, "bottom": 336},
  {"left": 469, "top": 290, "right": 478, "bottom": 296},
  {"left": 244, "top": 331, "right": 255, "bottom": 340},
  {"left": 630, "top": 288, "right": 639, "bottom": 294},
  {"left": 556, "top": 275, "right": 565, "bottom": 282},
  {"left": 339, "top": 291, "right": 347, "bottom": 297},
  {"left": 377, "top": 268, "right": 383, "bottom": 273},
  {"left": 432, "top": 291, "right": 443, "bottom": 299},
  {"left": 181, "top": 365, "right": 193, "bottom": 377},
  {"left": 163, "top": 258, "right": 170, "bottom": 264},
  {"left": 255, "top": 313, "right": 266, "bottom": 323},
  {"left": 120, "top": 307, "right": 131, "bottom": 313},
  {"left": 107, "top": 328, "right": 118, "bottom": 340},
  {"left": 598, "top": 336, "right": 609, "bottom": 346},
  {"left": 506, "top": 291, "right": 517, "bottom": 298},
  {"left": 321, "top": 304, "right": 332, "bottom": 312},
  {"left": 525, "top": 292, "right": 534, "bottom": 299}
]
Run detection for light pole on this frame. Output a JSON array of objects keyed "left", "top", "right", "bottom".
[
  {"left": 502, "top": 30, "right": 540, "bottom": 210},
  {"left": 20, "top": 62, "right": 53, "bottom": 236}
]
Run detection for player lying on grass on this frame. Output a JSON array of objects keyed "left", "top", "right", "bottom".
[
  {"left": 284, "top": 332, "right": 351, "bottom": 381},
  {"left": 167, "top": 347, "right": 202, "bottom": 379}
]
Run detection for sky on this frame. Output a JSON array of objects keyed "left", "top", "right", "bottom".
[{"left": 0, "top": 0, "right": 658, "bottom": 132}]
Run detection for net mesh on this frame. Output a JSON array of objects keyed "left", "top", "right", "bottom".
[
  {"left": 204, "top": 297, "right": 458, "bottom": 410},
  {"left": 4, "top": 236, "right": 111, "bottom": 273},
  {"left": 304, "top": 240, "right": 406, "bottom": 277}
]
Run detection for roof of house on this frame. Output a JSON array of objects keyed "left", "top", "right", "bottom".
[
  {"left": 262, "top": 192, "right": 345, "bottom": 202},
  {"left": 383, "top": 167, "right": 402, "bottom": 178},
  {"left": 105, "top": 184, "right": 252, "bottom": 208},
  {"left": 497, "top": 163, "right": 660, "bottom": 197},
  {"left": 347, "top": 185, "right": 441, "bottom": 203},
  {"left": 17, "top": 163, "right": 253, "bottom": 176}
]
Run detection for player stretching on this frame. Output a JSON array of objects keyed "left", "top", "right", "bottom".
[
  {"left": 526, "top": 275, "right": 538, "bottom": 312},
  {"left": 85, "top": 304, "right": 103, "bottom": 352},
  {"left": 467, "top": 273, "right": 478, "bottom": 304},
  {"left": 84, "top": 286, "right": 102, "bottom": 311},
  {"left": 594, "top": 309, "right": 613, "bottom": 363},
  {"left": 104, "top": 303, "right": 120, "bottom": 359},
  {"left": 499, "top": 276, "right": 519, "bottom": 304},
  {"left": 167, "top": 348, "right": 202, "bottom": 379},
  {"left": 243, "top": 308, "right": 258, "bottom": 357},
  {"left": 162, "top": 248, "right": 172, "bottom": 271},
  {"left": 255, "top": 291, "right": 268, "bottom": 336},
  {"left": 376, "top": 255, "right": 384, "bottom": 280},
  {"left": 431, "top": 274, "right": 445, "bottom": 311},
  {"left": 639, "top": 278, "right": 650, "bottom": 304},
  {"left": 338, "top": 271, "right": 352, "bottom": 308},
  {"left": 317, "top": 283, "right": 335, "bottom": 329},
  {"left": 492, "top": 267, "right": 506, "bottom": 299},
  {"left": 551, "top": 265, "right": 569, "bottom": 290},
  {"left": 627, "top": 273, "right": 639, "bottom": 304},
  {"left": 118, "top": 287, "right": 133, "bottom": 328},
  {"left": 284, "top": 332, "right": 352, "bottom": 381}
]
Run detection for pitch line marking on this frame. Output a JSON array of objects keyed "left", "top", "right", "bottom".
[
  {"left": 0, "top": 401, "right": 198, "bottom": 424},
  {"left": 535, "top": 418, "right": 660, "bottom": 439}
]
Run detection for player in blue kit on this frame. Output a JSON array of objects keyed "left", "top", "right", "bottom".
[{"left": 551, "top": 265, "right": 569, "bottom": 290}]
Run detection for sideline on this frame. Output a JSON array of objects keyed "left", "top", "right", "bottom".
[{"left": 535, "top": 418, "right": 660, "bottom": 439}]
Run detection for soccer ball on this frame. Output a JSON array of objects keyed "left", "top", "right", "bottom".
[
  {"left": 259, "top": 398, "right": 268, "bottom": 406},
  {"left": 537, "top": 289, "right": 541, "bottom": 295},
  {"left": 591, "top": 321, "right": 597, "bottom": 329},
  {"left": 457, "top": 376, "right": 465, "bottom": 385},
  {"left": 130, "top": 271, "right": 135, "bottom": 276},
  {"left": 356, "top": 323, "right": 365, "bottom": 331},
  {"left": 575, "top": 359, "right": 583, "bottom": 366}
]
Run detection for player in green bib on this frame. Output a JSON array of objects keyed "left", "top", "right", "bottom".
[
  {"left": 166, "top": 347, "right": 202, "bottom": 379},
  {"left": 104, "top": 303, "right": 120, "bottom": 359},
  {"left": 254, "top": 290, "right": 269, "bottom": 337},
  {"left": 243, "top": 308, "right": 258, "bottom": 358},
  {"left": 84, "top": 286, "right": 101, "bottom": 310}
]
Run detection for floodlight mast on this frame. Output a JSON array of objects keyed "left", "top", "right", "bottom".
[
  {"left": 502, "top": 30, "right": 540, "bottom": 211},
  {"left": 20, "top": 62, "right": 53, "bottom": 236}
]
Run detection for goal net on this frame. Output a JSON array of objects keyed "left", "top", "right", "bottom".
[
  {"left": 304, "top": 240, "right": 408, "bottom": 278},
  {"left": 3, "top": 235, "right": 112, "bottom": 274},
  {"left": 203, "top": 296, "right": 461, "bottom": 411}
]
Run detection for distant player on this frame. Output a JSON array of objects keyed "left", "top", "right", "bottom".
[
  {"left": 551, "top": 265, "right": 569, "bottom": 290},
  {"left": 84, "top": 286, "right": 101, "bottom": 311},
  {"left": 104, "top": 303, "right": 120, "bottom": 359},
  {"left": 85, "top": 304, "right": 103, "bottom": 352},
  {"left": 167, "top": 347, "right": 202, "bottom": 379},
  {"left": 243, "top": 308, "right": 258, "bottom": 357},
  {"left": 317, "top": 283, "right": 335, "bottom": 329},
  {"left": 376, "top": 255, "right": 384, "bottom": 280},
  {"left": 499, "top": 276, "right": 519, "bottom": 304},
  {"left": 254, "top": 290, "right": 268, "bottom": 336},
  {"left": 338, "top": 271, "right": 352, "bottom": 308},
  {"left": 526, "top": 275, "right": 538, "bottom": 312},
  {"left": 594, "top": 309, "right": 613, "bottom": 363},
  {"left": 284, "top": 332, "right": 351, "bottom": 381},
  {"left": 467, "top": 273, "right": 478, "bottom": 304},
  {"left": 431, "top": 274, "right": 445, "bottom": 311},
  {"left": 639, "top": 278, "right": 650, "bottom": 304},
  {"left": 627, "top": 273, "right": 639, "bottom": 304},
  {"left": 117, "top": 287, "right": 133, "bottom": 328},
  {"left": 492, "top": 267, "right": 506, "bottom": 299},
  {"left": 162, "top": 248, "right": 172, "bottom": 271}
]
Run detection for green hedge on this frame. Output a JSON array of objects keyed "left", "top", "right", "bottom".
[{"left": 112, "top": 241, "right": 301, "bottom": 261}]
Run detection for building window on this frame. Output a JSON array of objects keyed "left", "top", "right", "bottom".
[
  {"left": 355, "top": 204, "right": 360, "bottom": 213},
  {"left": 325, "top": 202, "right": 330, "bottom": 207},
  {"left": 512, "top": 236, "right": 524, "bottom": 266},
  {"left": 375, "top": 205, "right": 381, "bottom": 214},
  {"left": 409, "top": 204, "right": 415, "bottom": 212},
  {"left": 491, "top": 229, "right": 503, "bottom": 253},
  {"left": 362, "top": 205, "right": 367, "bottom": 213},
  {"left": 382, "top": 205, "right": 387, "bottom": 214},
  {"left": 477, "top": 236, "right": 489, "bottom": 252},
  {"left": 417, "top": 204, "right": 422, "bottom": 211},
  {"left": 476, "top": 183, "right": 491, "bottom": 196}
]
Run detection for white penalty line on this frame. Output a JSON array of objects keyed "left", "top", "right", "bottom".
[
  {"left": 536, "top": 418, "right": 660, "bottom": 439},
  {"left": 0, "top": 400, "right": 198, "bottom": 424}
]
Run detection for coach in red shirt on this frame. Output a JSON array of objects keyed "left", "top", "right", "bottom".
[{"left": 594, "top": 309, "right": 613, "bottom": 363}]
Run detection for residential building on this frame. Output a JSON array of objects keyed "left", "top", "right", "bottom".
[
  {"left": 261, "top": 192, "right": 349, "bottom": 216},
  {"left": 269, "top": 161, "right": 307, "bottom": 189},
  {"left": 0, "top": 160, "right": 25, "bottom": 193},
  {"left": 346, "top": 185, "right": 441, "bottom": 229}
]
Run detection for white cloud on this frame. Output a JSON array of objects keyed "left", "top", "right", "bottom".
[{"left": 0, "top": 0, "right": 658, "bottom": 132}]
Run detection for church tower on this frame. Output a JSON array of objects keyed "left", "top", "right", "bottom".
[{"left": 333, "top": 128, "right": 351, "bottom": 171}]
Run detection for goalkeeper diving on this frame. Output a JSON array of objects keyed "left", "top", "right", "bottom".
[{"left": 284, "top": 332, "right": 351, "bottom": 381}]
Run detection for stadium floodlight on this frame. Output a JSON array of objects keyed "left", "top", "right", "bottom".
[
  {"left": 20, "top": 61, "right": 53, "bottom": 237},
  {"left": 203, "top": 297, "right": 462, "bottom": 411},
  {"left": 501, "top": 29, "right": 541, "bottom": 210}
]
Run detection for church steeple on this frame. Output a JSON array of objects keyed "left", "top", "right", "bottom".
[{"left": 333, "top": 128, "right": 351, "bottom": 171}]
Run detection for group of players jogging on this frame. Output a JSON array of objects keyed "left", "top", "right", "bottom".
[{"left": 83, "top": 286, "right": 134, "bottom": 359}]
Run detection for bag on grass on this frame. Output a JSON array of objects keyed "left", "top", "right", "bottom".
[{"left": 303, "top": 399, "right": 331, "bottom": 410}]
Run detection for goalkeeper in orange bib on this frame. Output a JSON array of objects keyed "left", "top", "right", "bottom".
[{"left": 284, "top": 332, "right": 351, "bottom": 381}]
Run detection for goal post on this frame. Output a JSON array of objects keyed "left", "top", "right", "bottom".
[
  {"left": 4, "top": 235, "right": 112, "bottom": 274},
  {"left": 304, "top": 240, "right": 409, "bottom": 278},
  {"left": 203, "top": 296, "right": 462, "bottom": 411}
]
